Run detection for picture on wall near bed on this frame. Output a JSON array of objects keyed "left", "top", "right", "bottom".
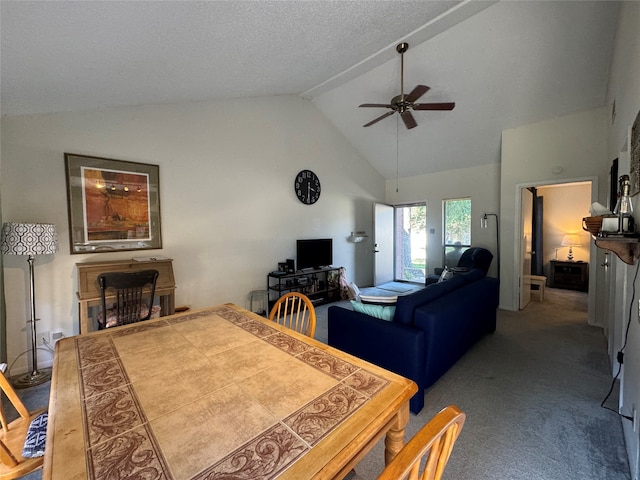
[{"left": 64, "top": 153, "right": 162, "bottom": 254}]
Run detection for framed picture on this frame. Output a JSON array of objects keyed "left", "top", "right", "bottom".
[
  {"left": 64, "top": 153, "right": 162, "bottom": 254},
  {"left": 630, "top": 109, "right": 640, "bottom": 196}
]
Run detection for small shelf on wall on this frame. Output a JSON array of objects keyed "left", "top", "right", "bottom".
[{"left": 594, "top": 236, "right": 640, "bottom": 265}]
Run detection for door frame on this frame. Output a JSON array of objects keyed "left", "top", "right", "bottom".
[{"left": 513, "top": 176, "right": 598, "bottom": 324}]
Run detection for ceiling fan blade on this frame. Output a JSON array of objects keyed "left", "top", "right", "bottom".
[
  {"left": 413, "top": 102, "right": 456, "bottom": 111},
  {"left": 404, "top": 85, "right": 430, "bottom": 103},
  {"left": 363, "top": 110, "right": 395, "bottom": 127},
  {"left": 359, "top": 103, "right": 393, "bottom": 108},
  {"left": 401, "top": 111, "right": 417, "bottom": 129}
]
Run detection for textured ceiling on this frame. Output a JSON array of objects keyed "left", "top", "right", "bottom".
[
  {"left": 0, "top": 0, "right": 461, "bottom": 115},
  {"left": 1, "top": 1, "right": 620, "bottom": 179},
  {"left": 313, "top": 1, "right": 620, "bottom": 178}
]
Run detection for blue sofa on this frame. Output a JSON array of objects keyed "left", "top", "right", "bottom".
[{"left": 328, "top": 269, "right": 499, "bottom": 413}]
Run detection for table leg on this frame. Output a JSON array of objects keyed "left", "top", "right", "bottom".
[{"left": 384, "top": 401, "right": 410, "bottom": 465}]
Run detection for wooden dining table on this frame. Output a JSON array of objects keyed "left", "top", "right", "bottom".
[{"left": 43, "top": 303, "right": 417, "bottom": 480}]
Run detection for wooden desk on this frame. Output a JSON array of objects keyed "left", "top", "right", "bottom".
[
  {"left": 76, "top": 258, "right": 176, "bottom": 333},
  {"left": 44, "top": 304, "right": 417, "bottom": 480}
]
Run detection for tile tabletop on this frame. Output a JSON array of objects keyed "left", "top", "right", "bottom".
[{"left": 44, "top": 304, "right": 416, "bottom": 480}]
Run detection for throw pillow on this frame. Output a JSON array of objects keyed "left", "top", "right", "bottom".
[
  {"left": 346, "top": 282, "right": 361, "bottom": 300},
  {"left": 350, "top": 300, "right": 395, "bottom": 321},
  {"left": 22, "top": 412, "right": 48, "bottom": 458},
  {"left": 438, "top": 267, "right": 454, "bottom": 282},
  {"left": 359, "top": 294, "right": 398, "bottom": 305}
]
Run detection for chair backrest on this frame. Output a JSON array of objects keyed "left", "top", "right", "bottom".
[
  {"left": 0, "top": 367, "right": 46, "bottom": 479},
  {"left": 457, "top": 247, "right": 493, "bottom": 275},
  {"left": 268, "top": 292, "right": 317, "bottom": 338},
  {"left": 98, "top": 269, "right": 159, "bottom": 329},
  {"left": 377, "top": 404, "right": 465, "bottom": 480}
]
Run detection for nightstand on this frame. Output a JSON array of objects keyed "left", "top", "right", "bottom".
[{"left": 549, "top": 260, "right": 588, "bottom": 292}]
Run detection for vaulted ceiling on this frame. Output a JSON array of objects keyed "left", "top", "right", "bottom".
[{"left": 1, "top": 1, "right": 620, "bottom": 179}]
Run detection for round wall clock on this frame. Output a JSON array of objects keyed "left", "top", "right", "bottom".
[{"left": 294, "top": 170, "right": 321, "bottom": 205}]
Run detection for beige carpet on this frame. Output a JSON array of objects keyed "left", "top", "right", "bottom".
[
  {"left": 320, "top": 287, "right": 631, "bottom": 479},
  {"left": 9, "top": 288, "right": 631, "bottom": 479}
]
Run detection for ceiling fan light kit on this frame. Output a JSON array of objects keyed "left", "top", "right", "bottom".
[{"left": 360, "top": 42, "right": 455, "bottom": 129}]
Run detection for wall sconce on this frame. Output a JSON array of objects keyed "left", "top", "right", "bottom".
[
  {"left": 348, "top": 231, "right": 368, "bottom": 243},
  {"left": 560, "top": 234, "right": 581, "bottom": 261}
]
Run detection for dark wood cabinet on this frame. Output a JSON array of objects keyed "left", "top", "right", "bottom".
[{"left": 549, "top": 260, "right": 588, "bottom": 292}]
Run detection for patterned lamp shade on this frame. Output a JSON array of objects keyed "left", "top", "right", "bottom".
[{"left": 1, "top": 223, "right": 58, "bottom": 256}]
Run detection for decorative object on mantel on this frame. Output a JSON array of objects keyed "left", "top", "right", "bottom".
[
  {"left": 560, "top": 234, "right": 581, "bottom": 261},
  {"left": 613, "top": 174, "right": 634, "bottom": 233},
  {"left": 64, "top": 153, "right": 162, "bottom": 254},
  {"left": 582, "top": 216, "right": 604, "bottom": 236},
  {"left": 348, "top": 231, "right": 368, "bottom": 243},
  {"left": 591, "top": 174, "right": 639, "bottom": 265},
  {"left": 0, "top": 222, "right": 58, "bottom": 388}
]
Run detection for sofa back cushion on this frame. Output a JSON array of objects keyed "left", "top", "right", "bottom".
[
  {"left": 460, "top": 268, "right": 484, "bottom": 284},
  {"left": 394, "top": 275, "right": 466, "bottom": 325}
]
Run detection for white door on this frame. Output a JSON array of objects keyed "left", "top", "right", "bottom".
[
  {"left": 519, "top": 188, "right": 533, "bottom": 309},
  {"left": 374, "top": 203, "right": 394, "bottom": 286}
]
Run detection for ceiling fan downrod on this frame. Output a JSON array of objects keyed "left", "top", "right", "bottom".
[{"left": 397, "top": 42, "right": 408, "bottom": 103}]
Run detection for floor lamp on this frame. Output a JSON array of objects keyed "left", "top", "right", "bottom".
[
  {"left": 1, "top": 222, "right": 58, "bottom": 388},
  {"left": 481, "top": 213, "right": 500, "bottom": 278}
]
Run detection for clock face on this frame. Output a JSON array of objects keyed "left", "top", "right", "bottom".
[{"left": 294, "top": 170, "right": 321, "bottom": 205}]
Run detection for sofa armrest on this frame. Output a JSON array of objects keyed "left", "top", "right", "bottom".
[{"left": 327, "top": 306, "right": 426, "bottom": 413}]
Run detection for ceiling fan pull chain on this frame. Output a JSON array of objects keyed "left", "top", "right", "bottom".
[{"left": 396, "top": 115, "right": 400, "bottom": 193}]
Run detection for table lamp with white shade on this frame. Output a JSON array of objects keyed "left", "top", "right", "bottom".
[
  {"left": 0, "top": 222, "right": 58, "bottom": 388},
  {"left": 560, "top": 233, "right": 581, "bottom": 261}
]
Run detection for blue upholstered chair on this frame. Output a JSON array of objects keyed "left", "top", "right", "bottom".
[{"left": 426, "top": 247, "right": 493, "bottom": 285}]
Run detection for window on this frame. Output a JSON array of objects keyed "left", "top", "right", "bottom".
[
  {"left": 443, "top": 198, "right": 471, "bottom": 267},
  {"left": 394, "top": 204, "right": 426, "bottom": 283}
]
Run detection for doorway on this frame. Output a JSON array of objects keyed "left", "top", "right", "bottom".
[
  {"left": 516, "top": 178, "right": 597, "bottom": 323},
  {"left": 374, "top": 202, "right": 427, "bottom": 286}
]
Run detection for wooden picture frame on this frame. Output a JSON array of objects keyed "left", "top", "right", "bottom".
[{"left": 64, "top": 153, "right": 162, "bottom": 254}]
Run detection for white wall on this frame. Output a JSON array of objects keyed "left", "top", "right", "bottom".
[
  {"left": 385, "top": 163, "right": 501, "bottom": 280},
  {"left": 0, "top": 95, "right": 384, "bottom": 373},
  {"left": 605, "top": 2, "right": 640, "bottom": 476},
  {"left": 501, "top": 107, "right": 608, "bottom": 311}
]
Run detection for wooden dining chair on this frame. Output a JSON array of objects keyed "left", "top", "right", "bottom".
[
  {"left": 268, "top": 292, "right": 317, "bottom": 337},
  {"left": 377, "top": 404, "right": 466, "bottom": 480},
  {"left": 0, "top": 366, "right": 47, "bottom": 479},
  {"left": 98, "top": 269, "right": 159, "bottom": 329}
]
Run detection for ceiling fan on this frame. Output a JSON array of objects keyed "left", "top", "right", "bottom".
[{"left": 359, "top": 42, "right": 455, "bottom": 129}]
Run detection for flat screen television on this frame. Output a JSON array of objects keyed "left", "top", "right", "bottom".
[{"left": 296, "top": 238, "right": 333, "bottom": 270}]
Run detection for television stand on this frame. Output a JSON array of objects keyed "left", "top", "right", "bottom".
[{"left": 267, "top": 266, "right": 341, "bottom": 310}]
